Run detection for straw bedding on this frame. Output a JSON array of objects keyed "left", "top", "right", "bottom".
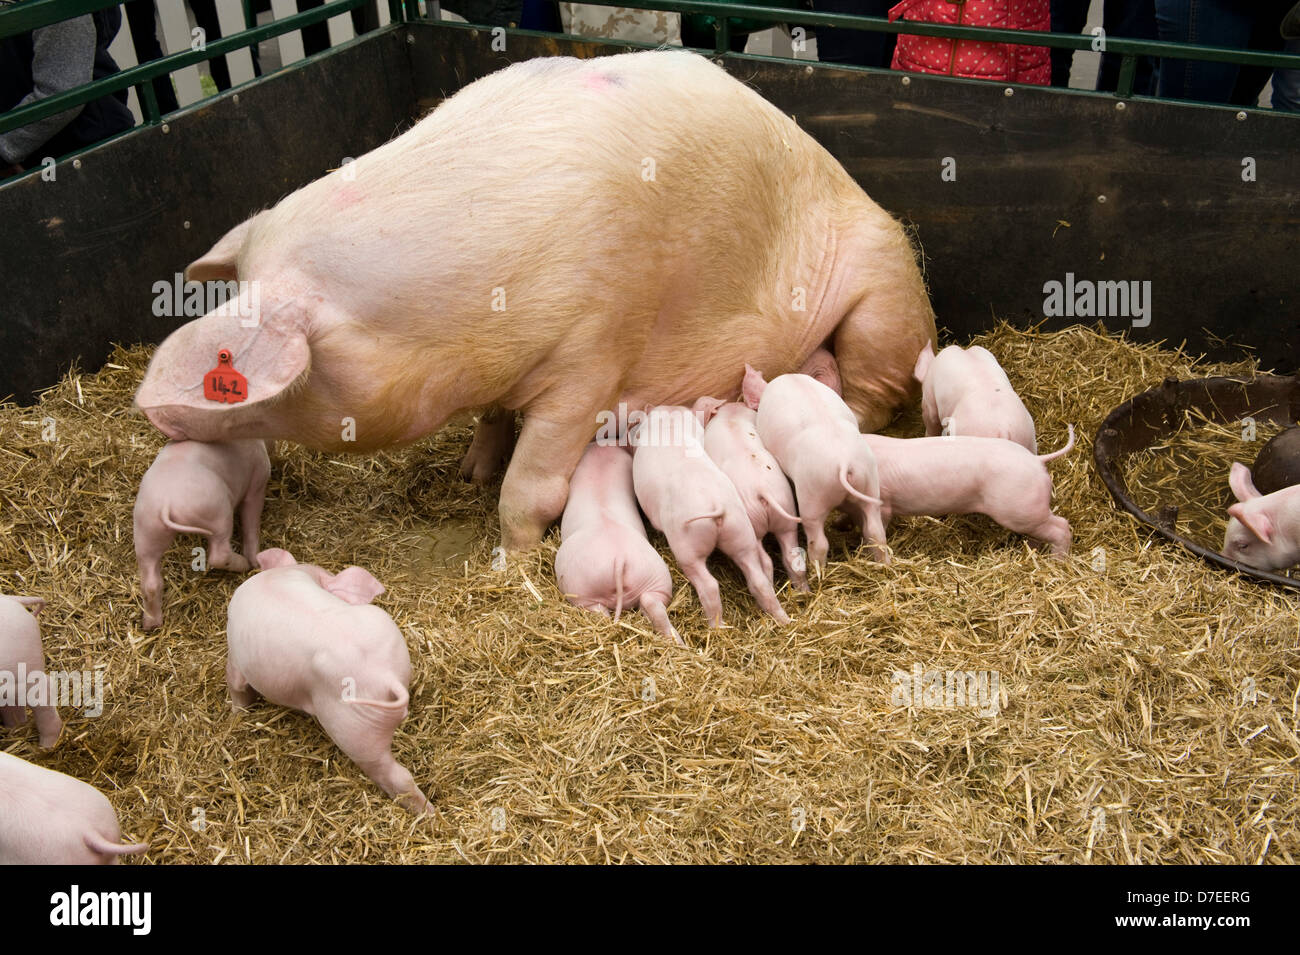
[{"left": 0, "top": 322, "right": 1295, "bottom": 864}]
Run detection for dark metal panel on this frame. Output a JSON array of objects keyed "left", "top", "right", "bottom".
[
  {"left": 0, "top": 26, "right": 415, "bottom": 402},
  {"left": 411, "top": 24, "right": 1300, "bottom": 373}
]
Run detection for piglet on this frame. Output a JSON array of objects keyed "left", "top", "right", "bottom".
[
  {"left": 631, "top": 406, "right": 790, "bottom": 627},
  {"left": 0, "top": 751, "right": 147, "bottom": 863},
  {"left": 226, "top": 548, "right": 431, "bottom": 814},
  {"left": 914, "top": 342, "right": 1037, "bottom": 452},
  {"left": 1222, "top": 462, "right": 1300, "bottom": 570},
  {"left": 0, "top": 594, "right": 61, "bottom": 747},
  {"left": 555, "top": 443, "right": 682, "bottom": 644},
  {"left": 134, "top": 438, "right": 271, "bottom": 630},
  {"left": 863, "top": 428, "right": 1076, "bottom": 555},
  {"left": 743, "top": 367, "right": 888, "bottom": 569},
  {"left": 695, "top": 398, "right": 809, "bottom": 591}
]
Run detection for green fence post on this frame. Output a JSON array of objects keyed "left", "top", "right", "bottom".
[
  {"left": 1116, "top": 54, "right": 1137, "bottom": 97},
  {"left": 138, "top": 77, "right": 161, "bottom": 125},
  {"left": 716, "top": 17, "right": 731, "bottom": 55}
]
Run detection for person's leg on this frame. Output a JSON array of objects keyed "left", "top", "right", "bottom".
[
  {"left": 1231, "top": 0, "right": 1288, "bottom": 105},
  {"left": 1051, "top": 0, "right": 1092, "bottom": 87},
  {"left": 124, "top": 0, "right": 181, "bottom": 113},
  {"left": 297, "top": 0, "right": 331, "bottom": 56},
  {"left": 1154, "top": 0, "right": 1253, "bottom": 103},
  {"left": 1097, "top": 0, "right": 1158, "bottom": 93},
  {"left": 1271, "top": 37, "right": 1300, "bottom": 111},
  {"left": 815, "top": 0, "right": 896, "bottom": 68}
]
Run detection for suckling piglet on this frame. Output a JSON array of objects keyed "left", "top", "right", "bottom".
[
  {"left": 134, "top": 438, "right": 271, "bottom": 630},
  {"left": 742, "top": 367, "right": 888, "bottom": 568},
  {"left": 226, "top": 548, "right": 431, "bottom": 814},
  {"left": 862, "top": 428, "right": 1076, "bottom": 555},
  {"left": 695, "top": 397, "right": 809, "bottom": 591},
  {"left": 0, "top": 751, "right": 147, "bottom": 863},
  {"left": 0, "top": 594, "right": 61, "bottom": 747},
  {"left": 555, "top": 443, "right": 682, "bottom": 644},
  {"left": 914, "top": 342, "right": 1037, "bottom": 452},
  {"left": 631, "top": 406, "right": 790, "bottom": 627},
  {"left": 1222, "top": 462, "right": 1300, "bottom": 570}
]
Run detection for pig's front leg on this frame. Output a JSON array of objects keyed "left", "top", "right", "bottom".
[
  {"left": 1, "top": 705, "right": 27, "bottom": 729},
  {"left": 499, "top": 405, "right": 608, "bottom": 551},
  {"left": 460, "top": 406, "right": 518, "bottom": 485},
  {"left": 32, "top": 705, "right": 62, "bottom": 749},
  {"left": 240, "top": 476, "right": 269, "bottom": 568}
]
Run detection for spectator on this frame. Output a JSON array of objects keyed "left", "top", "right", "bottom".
[
  {"left": 888, "top": 0, "right": 1052, "bottom": 85},
  {"left": 1051, "top": 0, "right": 1158, "bottom": 94},
  {"left": 0, "top": 9, "right": 134, "bottom": 174},
  {"left": 1271, "top": 0, "right": 1300, "bottom": 110},
  {"left": 189, "top": 0, "right": 264, "bottom": 90},
  {"left": 1153, "top": 0, "right": 1291, "bottom": 105},
  {"left": 124, "top": 0, "right": 179, "bottom": 113},
  {"left": 814, "top": 0, "right": 896, "bottom": 68}
]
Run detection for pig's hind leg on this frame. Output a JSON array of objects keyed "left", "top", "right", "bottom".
[
  {"left": 774, "top": 525, "right": 810, "bottom": 591},
  {"left": 205, "top": 511, "right": 250, "bottom": 574},
  {"left": 720, "top": 519, "right": 791, "bottom": 624},
  {"left": 460, "top": 406, "right": 518, "bottom": 484},
  {"left": 226, "top": 659, "right": 258, "bottom": 709},
  {"left": 134, "top": 533, "right": 169, "bottom": 631}
]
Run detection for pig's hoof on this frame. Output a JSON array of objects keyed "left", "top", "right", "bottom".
[{"left": 142, "top": 615, "right": 162, "bottom": 631}]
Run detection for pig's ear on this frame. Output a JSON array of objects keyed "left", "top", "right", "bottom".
[
  {"left": 134, "top": 299, "right": 312, "bottom": 417},
  {"left": 11, "top": 595, "right": 45, "bottom": 615},
  {"left": 1228, "top": 462, "right": 1261, "bottom": 502},
  {"left": 742, "top": 364, "right": 766, "bottom": 410},
  {"left": 325, "top": 567, "right": 385, "bottom": 605},
  {"left": 913, "top": 340, "right": 936, "bottom": 384},
  {"left": 185, "top": 213, "right": 262, "bottom": 283},
  {"left": 692, "top": 396, "right": 726, "bottom": 426},
  {"left": 1227, "top": 504, "right": 1274, "bottom": 545},
  {"left": 255, "top": 548, "right": 297, "bottom": 570}
]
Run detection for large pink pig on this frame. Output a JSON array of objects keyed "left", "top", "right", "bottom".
[
  {"left": 554, "top": 443, "right": 682, "bottom": 644},
  {"left": 0, "top": 595, "right": 61, "bottom": 748},
  {"left": 133, "top": 438, "right": 271, "bottom": 630},
  {"left": 0, "top": 751, "right": 147, "bottom": 863},
  {"left": 134, "top": 50, "right": 936, "bottom": 552},
  {"left": 631, "top": 406, "right": 790, "bottom": 627},
  {"left": 225, "top": 549, "right": 431, "bottom": 814},
  {"left": 914, "top": 343, "right": 1037, "bottom": 452},
  {"left": 1222, "top": 463, "right": 1300, "bottom": 570},
  {"left": 695, "top": 398, "right": 809, "bottom": 591},
  {"left": 863, "top": 428, "right": 1076, "bottom": 555},
  {"left": 743, "top": 367, "right": 888, "bottom": 569}
]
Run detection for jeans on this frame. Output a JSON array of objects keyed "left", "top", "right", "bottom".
[
  {"left": 1154, "top": 0, "right": 1289, "bottom": 105},
  {"left": 1271, "top": 37, "right": 1300, "bottom": 110},
  {"left": 1051, "top": 0, "right": 1158, "bottom": 93}
]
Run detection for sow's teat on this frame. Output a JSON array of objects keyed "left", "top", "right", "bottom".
[{"left": 203, "top": 348, "right": 248, "bottom": 404}]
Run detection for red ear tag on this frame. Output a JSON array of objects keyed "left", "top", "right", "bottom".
[{"left": 203, "top": 348, "right": 248, "bottom": 404}]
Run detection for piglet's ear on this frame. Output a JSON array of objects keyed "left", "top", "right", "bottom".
[
  {"left": 256, "top": 548, "right": 297, "bottom": 570},
  {"left": 325, "top": 567, "right": 385, "bottom": 605},
  {"left": 913, "top": 340, "right": 936, "bottom": 384},
  {"left": 1228, "top": 503, "right": 1274, "bottom": 545},
  {"left": 742, "top": 364, "right": 766, "bottom": 411},
  {"left": 1228, "top": 462, "right": 1261, "bottom": 502},
  {"left": 691, "top": 396, "right": 726, "bottom": 427},
  {"left": 10, "top": 595, "right": 45, "bottom": 615}
]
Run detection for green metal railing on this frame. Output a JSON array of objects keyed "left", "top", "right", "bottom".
[{"left": 3, "top": 0, "right": 1300, "bottom": 142}]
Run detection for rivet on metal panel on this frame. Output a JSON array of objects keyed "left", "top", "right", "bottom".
[
  {"left": 407, "top": 33, "right": 414, "bottom": 43},
  {"left": 162, "top": 123, "right": 170, "bottom": 133},
  {"left": 183, "top": 221, "right": 191, "bottom": 230},
  {"left": 1115, "top": 101, "right": 1126, "bottom": 111},
  {"left": 1236, "top": 111, "right": 1247, "bottom": 121},
  {"left": 1098, "top": 194, "right": 1107, "bottom": 203},
  {"left": 804, "top": 65, "right": 813, "bottom": 75},
  {"left": 1004, "top": 87, "right": 1014, "bottom": 96},
  {"left": 72, "top": 159, "right": 81, "bottom": 169},
  {"left": 901, "top": 75, "right": 911, "bottom": 85},
  {"left": 232, "top": 94, "right": 239, "bottom": 104}
]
